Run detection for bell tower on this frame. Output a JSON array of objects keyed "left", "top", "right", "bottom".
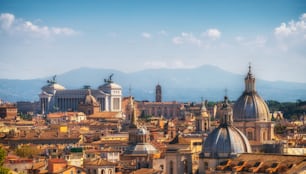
[{"left": 155, "top": 83, "right": 162, "bottom": 102}]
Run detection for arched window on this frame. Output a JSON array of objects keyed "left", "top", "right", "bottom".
[
  {"left": 170, "top": 160, "right": 174, "bottom": 174},
  {"left": 263, "top": 131, "right": 267, "bottom": 141},
  {"left": 184, "top": 159, "right": 188, "bottom": 174},
  {"left": 246, "top": 128, "right": 254, "bottom": 140},
  {"left": 196, "top": 120, "right": 200, "bottom": 131},
  {"left": 247, "top": 131, "right": 253, "bottom": 140},
  {"left": 101, "top": 169, "right": 105, "bottom": 174},
  {"left": 108, "top": 169, "right": 112, "bottom": 174},
  {"left": 204, "top": 162, "right": 208, "bottom": 170}
]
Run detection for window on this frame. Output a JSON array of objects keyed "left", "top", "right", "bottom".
[
  {"left": 109, "top": 169, "right": 112, "bottom": 174},
  {"left": 247, "top": 131, "right": 253, "bottom": 140},
  {"left": 101, "top": 169, "right": 105, "bottom": 174},
  {"left": 184, "top": 160, "right": 188, "bottom": 174},
  {"left": 263, "top": 131, "right": 267, "bottom": 141},
  {"left": 170, "top": 160, "right": 174, "bottom": 174},
  {"left": 112, "top": 98, "right": 120, "bottom": 110},
  {"left": 204, "top": 162, "right": 208, "bottom": 170}
]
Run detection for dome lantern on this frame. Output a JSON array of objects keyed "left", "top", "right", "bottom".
[
  {"left": 245, "top": 64, "right": 256, "bottom": 93},
  {"left": 219, "top": 96, "right": 233, "bottom": 127}
]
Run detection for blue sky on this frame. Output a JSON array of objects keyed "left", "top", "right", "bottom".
[{"left": 0, "top": 0, "right": 306, "bottom": 82}]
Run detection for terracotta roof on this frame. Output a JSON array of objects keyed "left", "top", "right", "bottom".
[
  {"left": 84, "top": 158, "right": 116, "bottom": 166},
  {"left": 48, "top": 158, "right": 67, "bottom": 163},
  {"left": 130, "top": 168, "right": 162, "bottom": 174},
  {"left": 47, "top": 112, "right": 85, "bottom": 118},
  {"left": 52, "top": 165, "right": 85, "bottom": 174},
  {"left": 39, "top": 169, "right": 48, "bottom": 174},
  {"left": 100, "top": 147, "right": 121, "bottom": 152},
  {"left": 216, "top": 153, "right": 306, "bottom": 173},
  {"left": 87, "top": 112, "right": 121, "bottom": 118},
  {"left": 32, "top": 161, "right": 46, "bottom": 170}
]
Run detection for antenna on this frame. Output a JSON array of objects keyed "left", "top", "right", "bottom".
[
  {"left": 129, "top": 85, "right": 132, "bottom": 96},
  {"left": 225, "top": 88, "right": 228, "bottom": 97}
]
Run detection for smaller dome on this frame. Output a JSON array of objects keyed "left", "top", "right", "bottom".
[
  {"left": 124, "top": 143, "right": 158, "bottom": 155},
  {"left": 84, "top": 89, "right": 99, "bottom": 106},
  {"left": 203, "top": 126, "right": 252, "bottom": 158},
  {"left": 202, "top": 96, "right": 252, "bottom": 158}
]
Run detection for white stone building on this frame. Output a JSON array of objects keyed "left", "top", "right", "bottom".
[{"left": 39, "top": 75, "right": 122, "bottom": 114}]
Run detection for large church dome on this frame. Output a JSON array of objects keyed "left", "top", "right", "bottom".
[
  {"left": 202, "top": 96, "right": 252, "bottom": 158},
  {"left": 233, "top": 65, "right": 270, "bottom": 122}
]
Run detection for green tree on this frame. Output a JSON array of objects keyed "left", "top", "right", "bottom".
[
  {"left": 0, "top": 147, "right": 6, "bottom": 166},
  {"left": 0, "top": 147, "right": 9, "bottom": 174},
  {"left": 15, "top": 145, "right": 40, "bottom": 158},
  {"left": 0, "top": 167, "right": 9, "bottom": 174}
]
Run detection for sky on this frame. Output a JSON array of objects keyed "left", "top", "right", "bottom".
[{"left": 0, "top": 0, "right": 306, "bottom": 83}]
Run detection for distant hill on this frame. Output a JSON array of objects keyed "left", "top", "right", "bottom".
[{"left": 1, "top": 65, "right": 306, "bottom": 102}]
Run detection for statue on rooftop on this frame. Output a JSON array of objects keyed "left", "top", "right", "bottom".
[
  {"left": 47, "top": 75, "right": 57, "bottom": 85},
  {"left": 104, "top": 73, "right": 114, "bottom": 83}
]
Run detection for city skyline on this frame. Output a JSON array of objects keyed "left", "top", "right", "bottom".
[{"left": 0, "top": 0, "right": 306, "bottom": 83}]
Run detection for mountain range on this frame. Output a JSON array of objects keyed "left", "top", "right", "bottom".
[{"left": 1, "top": 65, "right": 306, "bottom": 102}]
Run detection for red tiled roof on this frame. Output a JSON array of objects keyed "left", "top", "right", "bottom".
[
  {"left": 87, "top": 112, "right": 121, "bottom": 118},
  {"left": 48, "top": 158, "right": 67, "bottom": 163}
]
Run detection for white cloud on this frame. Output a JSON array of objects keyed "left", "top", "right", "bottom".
[
  {"left": 205, "top": 28, "right": 221, "bottom": 40},
  {"left": 144, "top": 61, "right": 167, "bottom": 68},
  {"left": 144, "top": 60, "right": 196, "bottom": 69},
  {"left": 0, "top": 13, "right": 77, "bottom": 39},
  {"left": 235, "top": 35, "right": 266, "bottom": 47},
  {"left": 274, "top": 13, "right": 306, "bottom": 39},
  {"left": 172, "top": 32, "right": 201, "bottom": 46},
  {"left": 141, "top": 32, "right": 152, "bottom": 39},
  {"left": 274, "top": 13, "right": 306, "bottom": 51},
  {"left": 235, "top": 36, "right": 245, "bottom": 42},
  {"left": 0, "top": 13, "right": 15, "bottom": 30},
  {"left": 158, "top": 30, "right": 168, "bottom": 36},
  {"left": 254, "top": 36, "right": 266, "bottom": 47},
  {"left": 172, "top": 36, "right": 184, "bottom": 44}
]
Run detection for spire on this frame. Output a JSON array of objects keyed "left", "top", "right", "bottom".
[
  {"left": 248, "top": 63, "right": 252, "bottom": 75},
  {"left": 245, "top": 64, "right": 256, "bottom": 93},
  {"left": 220, "top": 96, "right": 233, "bottom": 127},
  {"left": 128, "top": 85, "right": 132, "bottom": 96}
]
